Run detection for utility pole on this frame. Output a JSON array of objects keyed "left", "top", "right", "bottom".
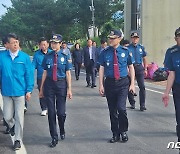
[{"left": 89, "top": 0, "right": 95, "bottom": 37}]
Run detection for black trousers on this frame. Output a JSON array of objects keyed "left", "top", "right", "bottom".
[
  {"left": 37, "top": 79, "right": 47, "bottom": 111},
  {"left": 74, "top": 62, "right": 81, "bottom": 79},
  {"left": 128, "top": 65, "right": 146, "bottom": 107},
  {"left": 172, "top": 83, "right": 180, "bottom": 141},
  {"left": 45, "top": 78, "right": 67, "bottom": 140},
  {"left": 105, "top": 77, "right": 129, "bottom": 135},
  {"left": 85, "top": 60, "right": 96, "bottom": 86}
]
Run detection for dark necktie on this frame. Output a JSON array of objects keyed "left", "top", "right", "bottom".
[
  {"left": 53, "top": 53, "right": 57, "bottom": 81},
  {"left": 113, "top": 49, "right": 120, "bottom": 79}
]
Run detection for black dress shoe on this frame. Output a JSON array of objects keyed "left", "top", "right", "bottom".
[
  {"left": 109, "top": 135, "right": 120, "bottom": 143},
  {"left": 13, "top": 140, "right": 21, "bottom": 151},
  {"left": 60, "top": 134, "right": 65, "bottom": 140},
  {"left": 49, "top": 139, "right": 58, "bottom": 148},
  {"left": 140, "top": 106, "right": 147, "bottom": 111},
  {"left": 76, "top": 76, "right": 79, "bottom": 80},
  {"left": 130, "top": 104, "right": 135, "bottom": 109},
  {"left": 121, "top": 132, "right": 128, "bottom": 142},
  {"left": 86, "top": 84, "right": 91, "bottom": 87},
  {"left": 10, "top": 126, "right": 15, "bottom": 136},
  {"left": 4, "top": 127, "right": 10, "bottom": 134},
  {"left": 91, "top": 85, "right": 97, "bottom": 88}
]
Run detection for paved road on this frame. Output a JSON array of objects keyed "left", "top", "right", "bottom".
[{"left": 0, "top": 70, "right": 179, "bottom": 154}]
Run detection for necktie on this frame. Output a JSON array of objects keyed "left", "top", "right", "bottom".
[
  {"left": 113, "top": 49, "right": 120, "bottom": 79},
  {"left": 53, "top": 53, "right": 57, "bottom": 81}
]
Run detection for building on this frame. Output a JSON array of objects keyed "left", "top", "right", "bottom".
[{"left": 124, "top": 0, "right": 180, "bottom": 66}]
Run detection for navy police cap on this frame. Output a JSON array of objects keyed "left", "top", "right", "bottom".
[
  {"left": 108, "top": 30, "right": 122, "bottom": 39},
  {"left": 50, "top": 34, "right": 63, "bottom": 43},
  {"left": 131, "top": 32, "right": 139, "bottom": 38},
  {"left": 175, "top": 27, "right": 180, "bottom": 37}
]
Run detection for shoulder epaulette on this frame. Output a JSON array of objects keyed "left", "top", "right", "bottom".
[
  {"left": 104, "top": 46, "right": 111, "bottom": 52},
  {"left": 47, "top": 51, "right": 54, "bottom": 55},
  {"left": 167, "top": 45, "right": 178, "bottom": 53},
  {"left": 121, "top": 46, "right": 128, "bottom": 50},
  {"left": 170, "top": 48, "right": 179, "bottom": 53},
  {"left": 61, "top": 51, "right": 68, "bottom": 56}
]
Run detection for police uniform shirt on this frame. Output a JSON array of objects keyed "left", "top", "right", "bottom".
[
  {"left": 164, "top": 45, "right": 180, "bottom": 67},
  {"left": 128, "top": 43, "right": 147, "bottom": 64},
  {"left": 42, "top": 50, "right": 70, "bottom": 79},
  {"left": 99, "top": 45, "right": 135, "bottom": 78},
  {"left": 165, "top": 45, "right": 180, "bottom": 84}
]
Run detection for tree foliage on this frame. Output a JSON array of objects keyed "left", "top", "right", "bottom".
[{"left": 0, "top": 0, "right": 124, "bottom": 45}]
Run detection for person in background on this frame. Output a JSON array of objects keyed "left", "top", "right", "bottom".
[
  {"left": 62, "top": 42, "right": 72, "bottom": 69},
  {"left": 82, "top": 39, "right": 97, "bottom": 88},
  {"left": 32, "top": 37, "right": 52, "bottom": 116},
  {"left": 121, "top": 39, "right": 130, "bottom": 47},
  {"left": 72, "top": 43, "right": 83, "bottom": 80},
  {"left": 97, "top": 38, "right": 108, "bottom": 97},
  {"left": 128, "top": 32, "right": 148, "bottom": 111},
  {"left": 1, "top": 36, "right": 10, "bottom": 134}
]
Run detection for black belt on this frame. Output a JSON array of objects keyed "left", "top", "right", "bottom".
[
  {"left": 106, "top": 76, "right": 128, "bottom": 81},
  {"left": 133, "top": 63, "right": 142, "bottom": 66},
  {"left": 47, "top": 77, "right": 66, "bottom": 81}
]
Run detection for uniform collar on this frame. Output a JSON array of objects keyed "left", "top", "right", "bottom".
[{"left": 54, "top": 49, "right": 62, "bottom": 56}]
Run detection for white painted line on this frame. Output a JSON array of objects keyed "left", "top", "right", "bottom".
[
  {"left": 77, "top": 70, "right": 173, "bottom": 97},
  {"left": 145, "top": 87, "right": 173, "bottom": 97}
]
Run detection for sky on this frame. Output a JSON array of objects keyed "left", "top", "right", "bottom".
[{"left": 0, "top": 0, "right": 12, "bottom": 16}]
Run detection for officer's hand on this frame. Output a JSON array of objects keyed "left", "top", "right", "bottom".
[
  {"left": 67, "top": 89, "right": 72, "bottom": 99},
  {"left": 99, "top": 85, "right": 104, "bottom": 96},
  {"left": 39, "top": 90, "right": 44, "bottom": 98},
  {"left": 26, "top": 92, "right": 31, "bottom": 101},
  {"left": 129, "top": 84, "right": 135, "bottom": 94},
  {"left": 144, "top": 70, "right": 148, "bottom": 78},
  {"left": 162, "top": 93, "right": 169, "bottom": 107}
]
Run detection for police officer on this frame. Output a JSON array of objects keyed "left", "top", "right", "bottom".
[
  {"left": 128, "top": 32, "right": 148, "bottom": 111},
  {"left": 39, "top": 34, "right": 72, "bottom": 148},
  {"left": 99, "top": 30, "right": 135, "bottom": 143},
  {"left": 62, "top": 41, "right": 72, "bottom": 69},
  {"left": 72, "top": 43, "right": 83, "bottom": 80},
  {"left": 32, "top": 37, "right": 52, "bottom": 116},
  {"left": 162, "top": 27, "right": 180, "bottom": 142}
]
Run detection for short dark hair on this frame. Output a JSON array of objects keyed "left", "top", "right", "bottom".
[
  {"left": 2, "top": 36, "right": 8, "bottom": 45},
  {"left": 62, "top": 41, "right": 67, "bottom": 45},
  {"left": 121, "top": 39, "right": 130, "bottom": 46},
  {"left": 175, "top": 27, "right": 180, "bottom": 37},
  {"left": 87, "top": 39, "right": 92, "bottom": 42},
  {"left": 38, "top": 37, "right": 49, "bottom": 44},
  {"left": 75, "top": 43, "right": 80, "bottom": 49},
  {"left": 7, "top": 33, "right": 19, "bottom": 43},
  {"left": 100, "top": 38, "right": 107, "bottom": 44}
]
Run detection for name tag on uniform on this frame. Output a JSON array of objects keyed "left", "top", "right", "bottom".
[
  {"left": 47, "top": 64, "right": 51, "bottom": 68},
  {"left": 61, "top": 57, "right": 65, "bottom": 62},
  {"left": 139, "top": 48, "right": 143, "bottom": 54},
  {"left": 121, "top": 53, "right": 125, "bottom": 57}
]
